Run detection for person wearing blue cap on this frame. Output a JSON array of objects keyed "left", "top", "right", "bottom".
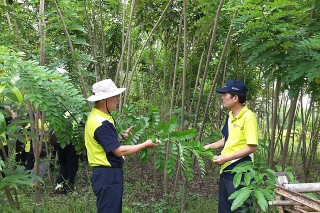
[
  {"left": 204, "top": 80, "right": 258, "bottom": 212},
  {"left": 85, "top": 79, "right": 160, "bottom": 213}
]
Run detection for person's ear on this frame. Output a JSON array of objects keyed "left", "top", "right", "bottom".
[{"left": 233, "top": 95, "right": 239, "bottom": 102}]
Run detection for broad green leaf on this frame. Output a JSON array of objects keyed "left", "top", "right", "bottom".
[
  {"left": 0, "top": 113, "right": 5, "bottom": 132},
  {"left": 230, "top": 188, "right": 251, "bottom": 211},
  {"left": 15, "top": 134, "right": 26, "bottom": 143},
  {"left": 73, "top": 38, "right": 89, "bottom": 46},
  {"left": 233, "top": 173, "right": 242, "bottom": 188},
  {"left": 229, "top": 186, "right": 245, "bottom": 200},
  {"left": 254, "top": 190, "right": 268, "bottom": 212},
  {"left": 260, "top": 189, "right": 274, "bottom": 201},
  {"left": 244, "top": 173, "right": 252, "bottom": 186},
  {"left": 0, "top": 84, "right": 5, "bottom": 94},
  {"left": 9, "top": 86, "right": 23, "bottom": 104},
  {"left": 275, "top": 165, "right": 282, "bottom": 172}
]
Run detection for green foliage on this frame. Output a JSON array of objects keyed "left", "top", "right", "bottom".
[
  {"left": 0, "top": 165, "right": 43, "bottom": 190},
  {"left": 0, "top": 45, "right": 86, "bottom": 150},
  {"left": 0, "top": 158, "right": 43, "bottom": 208},
  {"left": 0, "top": 112, "right": 5, "bottom": 132},
  {"left": 228, "top": 162, "right": 300, "bottom": 212},
  {"left": 232, "top": 0, "right": 320, "bottom": 96},
  {"left": 228, "top": 162, "right": 276, "bottom": 212},
  {"left": 114, "top": 104, "right": 214, "bottom": 182}
]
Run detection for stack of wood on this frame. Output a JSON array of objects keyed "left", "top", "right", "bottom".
[{"left": 268, "top": 172, "right": 320, "bottom": 212}]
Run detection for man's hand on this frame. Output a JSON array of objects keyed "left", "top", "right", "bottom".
[
  {"left": 204, "top": 144, "right": 211, "bottom": 149},
  {"left": 212, "top": 155, "right": 229, "bottom": 165},
  {"left": 4, "top": 106, "right": 17, "bottom": 119},
  {"left": 143, "top": 139, "right": 160, "bottom": 148},
  {"left": 122, "top": 126, "right": 133, "bottom": 139}
]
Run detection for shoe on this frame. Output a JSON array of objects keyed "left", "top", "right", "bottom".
[{"left": 55, "top": 183, "right": 63, "bottom": 191}]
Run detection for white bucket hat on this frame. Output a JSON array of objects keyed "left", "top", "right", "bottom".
[{"left": 87, "top": 79, "right": 126, "bottom": 102}]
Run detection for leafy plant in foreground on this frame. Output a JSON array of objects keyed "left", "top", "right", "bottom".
[
  {"left": 228, "top": 162, "right": 276, "bottom": 212},
  {"left": 0, "top": 158, "right": 43, "bottom": 209}
]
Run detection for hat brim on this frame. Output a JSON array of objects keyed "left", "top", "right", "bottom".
[
  {"left": 87, "top": 88, "right": 126, "bottom": 102},
  {"left": 216, "top": 88, "right": 231, "bottom": 93}
]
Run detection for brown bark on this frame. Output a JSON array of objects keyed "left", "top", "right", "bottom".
[
  {"left": 98, "top": 0, "right": 107, "bottom": 77},
  {"left": 170, "top": 13, "right": 183, "bottom": 113},
  {"left": 269, "top": 76, "right": 281, "bottom": 168},
  {"left": 39, "top": 0, "right": 45, "bottom": 65},
  {"left": 188, "top": 48, "right": 205, "bottom": 119},
  {"left": 280, "top": 94, "right": 299, "bottom": 170},
  {"left": 181, "top": 0, "right": 187, "bottom": 131}
]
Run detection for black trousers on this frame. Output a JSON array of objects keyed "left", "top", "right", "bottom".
[
  {"left": 56, "top": 144, "right": 79, "bottom": 190},
  {"left": 218, "top": 159, "right": 252, "bottom": 213},
  {"left": 91, "top": 167, "right": 124, "bottom": 213},
  {"left": 15, "top": 141, "right": 26, "bottom": 164},
  {"left": 0, "top": 145, "right": 8, "bottom": 160}
]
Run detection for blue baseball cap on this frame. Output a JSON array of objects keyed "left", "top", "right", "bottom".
[{"left": 216, "top": 80, "right": 248, "bottom": 94}]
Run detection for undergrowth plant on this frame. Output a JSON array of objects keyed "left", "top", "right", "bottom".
[
  {"left": 228, "top": 162, "right": 295, "bottom": 212},
  {"left": 0, "top": 45, "right": 86, "bottom": 210},
  {"left": 0, "top": 158, "right": 43, "bottom": 209}
]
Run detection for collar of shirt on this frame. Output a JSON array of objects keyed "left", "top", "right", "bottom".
[
  {"left": 229, "top": 105, "right": 248, "bottom": 122},
  {"left": 92, "top": 108, "right": 115, "bottom": 125}
]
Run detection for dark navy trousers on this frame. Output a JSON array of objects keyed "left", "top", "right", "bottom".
[
  {"left": 91, "top": 167, "right": 124, "bottom": 213},
  {"left": 218, "top": 158, "right": 252, "bottom": 213}
]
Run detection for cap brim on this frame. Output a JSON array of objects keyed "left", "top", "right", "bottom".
[
  {"left": 87, "top": 88, "right": 126, "bottom": 102},
  {"left": 216, "top": 88, "right": 230, "bottom": 93}
]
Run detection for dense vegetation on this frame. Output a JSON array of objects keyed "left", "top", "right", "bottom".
[{"left": 1, "top": 0, "right": 320, "bottom": 212}]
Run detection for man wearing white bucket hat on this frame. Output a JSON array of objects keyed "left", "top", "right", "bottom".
[{"left": 85, "top": 79, "right": 159, "bottom": 213}]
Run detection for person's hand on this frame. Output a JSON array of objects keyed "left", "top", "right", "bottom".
[
  {"left": 204, "top": 144, "right": 211, "bottom": 150},
  {"left": 122, "top": 126, "right": 133, "bottom": 139},
  {"left": 143, "top": 139, "right": 160, "bottom": 148},
  {"left": 212, "top": 155, "right": 228, "bottom": 165},
  {"left": 4, "top": 106, "right": 17, "bottom": 119}
]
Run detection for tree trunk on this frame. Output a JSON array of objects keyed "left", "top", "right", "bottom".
[
  {"left": 269, "top": 76, "right": 281, "bottom": 168},
  {"left": 193, "top": 0, "right": 225, "bottom": 130},
  {"left": 305, "top": 106, "right": 320, "bottom": 181},
  {"left": 295, "top": 96, "right": 312, "bottom": 180},
  {"left": 170, "top": 13, "right": 183, "bottom": 114},
  {"left": 181, "top": 0, "right": 187, "bottom": 131},
  {"left": 3, "top": 0, "right": 13, "bottom": 31},
  {"left": 39, "top": 0, "right": 46, "bottom": 66},
  {"left": 53, "top": 0, "right": 89, "bottom": 102},
  {"left": 281, "top": 94, "right": 299, "bottom": 170},
  {"left": 198, "top": 9, "right": 237, "bottom": 141},
  {"left": 277, "top": 93, "right": 289, "bottom": 156},
  {"left": 160, "top": 35, "right": 169, "bottom": 120},
  {"left": 9, "top": 3, "right": 23, "bottom": 51},
  {"left": 98, "top": 0, "right": 107, "bottom": 77},
  {"left": 125, "top": 0, "right": 174, "bottom": 103},
  {"left": 83, "top": 0, "right": 98, "bottom": 80},
  {"left": 179, "top": 0, "right": 188, "bottom": 209},
  {"left": 180, "top": 175, "right": 188, "bottom": 213},
  {"left": 187, "top": 48, "right": 205, "bottom": 119}
]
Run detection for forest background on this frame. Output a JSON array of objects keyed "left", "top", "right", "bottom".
[{"left": 0, "top": 0, "right": 320, "bottom": 212}]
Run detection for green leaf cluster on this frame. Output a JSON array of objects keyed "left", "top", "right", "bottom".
[
  {"left": 114, "top": 104, "right": 215, "bottom": 182},
  {"left": 0, "top": 159, "right": 43, "bottom": 196},
  {"left": 0, "top": 45, "right": 86, "bottom": 151},
  {"left": 232, "top": 0, "right": 320, "bottom": 97},
  {"left": 228, "top": 162, "right": 276, "bottom": 212}
]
